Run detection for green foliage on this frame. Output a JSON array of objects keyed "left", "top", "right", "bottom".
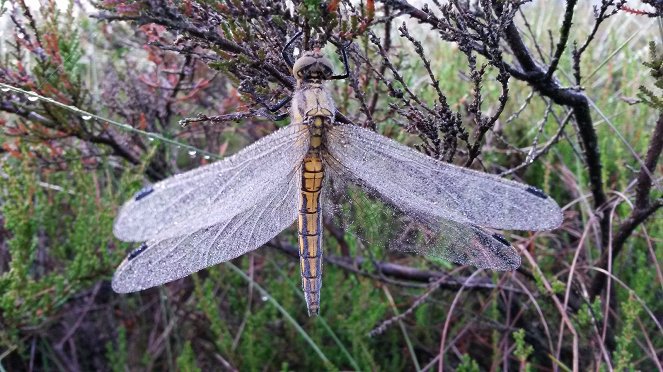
[
  {"left": 638, "top": 42, "right": 663, "bottom": 109},
  {"left": 577, "top": 298, "right": 603, "bottom": 330},
  {"left": 550, "top": 277, "right": 566, "bottom": 295},
  {"left": 105, "top": 326, "right": 128, "bottom": 372},
  {"left": 457, "top": 354, "right": 480, "bottom": 372},
  {"left": 613, "top": 295, "right": 641, "bottom": 372},
  {"left": 513, "top": 329, "right": 533, "bottom": 371},
  {"left": 0, "top": 155, "right": 119, "bottom": 346},
  {"left": 192, "top": 273, "right": 235, "bottom": 357},
  {"left": 300, "top": 0, "right": 324, "bottom": 24},
  {"left": 176, "top": 341, "right": 201, "bottom": 372},
  {"left": 32, "top": 2, "right": 84, "bottom": 88}
]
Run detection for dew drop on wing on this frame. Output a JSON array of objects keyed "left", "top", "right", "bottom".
[
  {"left": 491, "top": 233, "right": 511, "bottom": 247},
  {"left": 525, "top": 186, "right": 548, "bottom": 199},
  {"left": 133, "top": 186, "right": 154, "bottom": 201},
  {"left": 128, "top": 242, "right": 148, "bottom": 260}
]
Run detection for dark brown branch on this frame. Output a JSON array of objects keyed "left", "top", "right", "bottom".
[
  {"left": 545, "top": 0, "right": 577, "bottom": 79},
  {"left": 589, "top": 113, "right": 663, "bottom": 299}
]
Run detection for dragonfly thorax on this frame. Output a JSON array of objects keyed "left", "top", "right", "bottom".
[{"left": 292, "top": 49, "right": 334, "bottom": 82}]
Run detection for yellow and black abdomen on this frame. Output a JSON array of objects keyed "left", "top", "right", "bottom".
[
  {"left": 298, "top": 151, "right": 323, "bottom": 316},
  {"left": 298, "top": 115, "right": 327, "bottom": 316}
]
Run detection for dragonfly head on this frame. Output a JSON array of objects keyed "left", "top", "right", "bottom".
[{"left": 292, "top": 49, "right": 334, "bottom": 82}]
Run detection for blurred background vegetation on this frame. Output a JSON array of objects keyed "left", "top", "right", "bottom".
[{"left": 0, "top": 0, "right": 661, "bottom": 371}]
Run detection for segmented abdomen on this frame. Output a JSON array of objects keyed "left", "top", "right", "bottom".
[
  {"left": 298, "top": 151, "right": 324, "bottom": 316},
  {"left": 298, "top": 118, "right": 325, "bottom": 316}
]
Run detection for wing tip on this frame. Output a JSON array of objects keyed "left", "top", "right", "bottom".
[
  {"left": 494, "top": 236, "right": 521, "bottom": 272},
  {"left": 540, "top": 206, "right": 564, "bottom": 231},
  {"left": 505, "top": 252, "right": 521, "bottom": 271},
  {"left": 112, "top": 263, "right": 155, "bottom": 294},
  {"left": 111, "top": 243, "right": 150, "bottom": 294},
  {"left": 111, "top": 271, "right": 137, "bottom": 294},
  {"left": 523, "top": 197, "right": 564, "bottom": 231}
]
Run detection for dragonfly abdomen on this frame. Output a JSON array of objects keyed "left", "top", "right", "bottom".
[{"left": 298, "top": 116, "right": 326, "bottom": 316}]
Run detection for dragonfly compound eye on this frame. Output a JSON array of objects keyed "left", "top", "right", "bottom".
[{"left": 292, "top": 51, "right": 334, "bottom": 81}]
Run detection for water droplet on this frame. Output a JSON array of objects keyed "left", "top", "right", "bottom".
[
  {"left": 188, "top": 150, "right": 197, "bottom": 157},
  {"left": 147, "top": 136, "right": 155, "bottom": 142},
  {"left": 1, "top": 87, "right": 9, "bottom": 92},
  {"left": 17, "top": 32, "right": 25, "bottom": 39},
  {"left": 27, "top": 95, "right": 38, "bottom": 102},
  {"left": 203, "top": 155, "right": 211, "bottom": 160},
  {"left": 81, "top": 115, "right": 92, "bottom": 120},
  {"left": 261, "top": 296, "right": 269, "bottom": 302}
]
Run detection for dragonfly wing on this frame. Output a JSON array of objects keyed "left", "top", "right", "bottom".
[
  {"left": 324, "top": 124, "right": 562, "bottom": 231},
  {"left": 112, "top": 170, "right": 300, "bottom": 292},
  {"left": 405, "top": 219, "right": 521, "bottom": 271},
  {"left": 114, "top": 124, "right": 309, "bottom": 242},
  {"left": 324, "top": 169, "right": 520, "bottom": 271}
]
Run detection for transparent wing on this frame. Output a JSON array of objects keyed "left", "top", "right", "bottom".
[
  {"left": 324, "top": 166, "right": 520, "bottom": 271},
  {"left": 324, "top": 124, "right": 562, "bottom": 231},
  {"left": 114, "top": 124, "right": 309, "bottom": 242},
  {"left": 112, "top": 170, "right": 300, "bottom": 292}
]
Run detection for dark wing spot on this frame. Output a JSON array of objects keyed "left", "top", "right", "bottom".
[
  {"left": 134, "top": 186, "right": 154, "bottom": 201},
  {"left": 525, "top": 186, "right": 548, "bottom": 199},
  {"left": 489, "top": 234, "right": 520, "bottom": 270},
  {"left": 491, "top": 233, "right": 511, "bottom": 247},
  {"left": 128, "top": 242, "right": 148, "bottom": 260}
]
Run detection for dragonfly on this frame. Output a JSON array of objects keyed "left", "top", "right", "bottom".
[{"left": 112, "top": 32, "right": 563, "bottom": 316}]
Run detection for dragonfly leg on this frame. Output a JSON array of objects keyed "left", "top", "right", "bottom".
[
  {"left": 252, "top": 95, "right": 291, "bottom": 121},
  {"left": 282, "top": 30, "right": 303, "bottom": 68},
  {"left": 330, "top": 42, "right": 351, "bottom": 80},
  {"left": 264, "top": 96, "right": 292, "bottom": 112}
]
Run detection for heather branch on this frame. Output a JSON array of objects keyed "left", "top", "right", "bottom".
[
  {"left": 589, "top": 113, "right": 663, "bottom": 299},
  {"left": 545, "top": 0, "right": 577, "bottom": 80},
  {"left": 367, "top": 4, "right": 392, "bottom": 117},
  {"left": 345, "top": 46, "right": 375, "bottom": 129},
  {"left": 397, "top": 22, "right": 445, "bottom": 106},
  {"left": 500, "top": 109, "right": 573, "bottom": 176},
  {"left": 368, "top": 30, "right": 434, "bottom": 115},
  {"left": 572, "top": 0, "right": 627, "bottom": 84}
]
